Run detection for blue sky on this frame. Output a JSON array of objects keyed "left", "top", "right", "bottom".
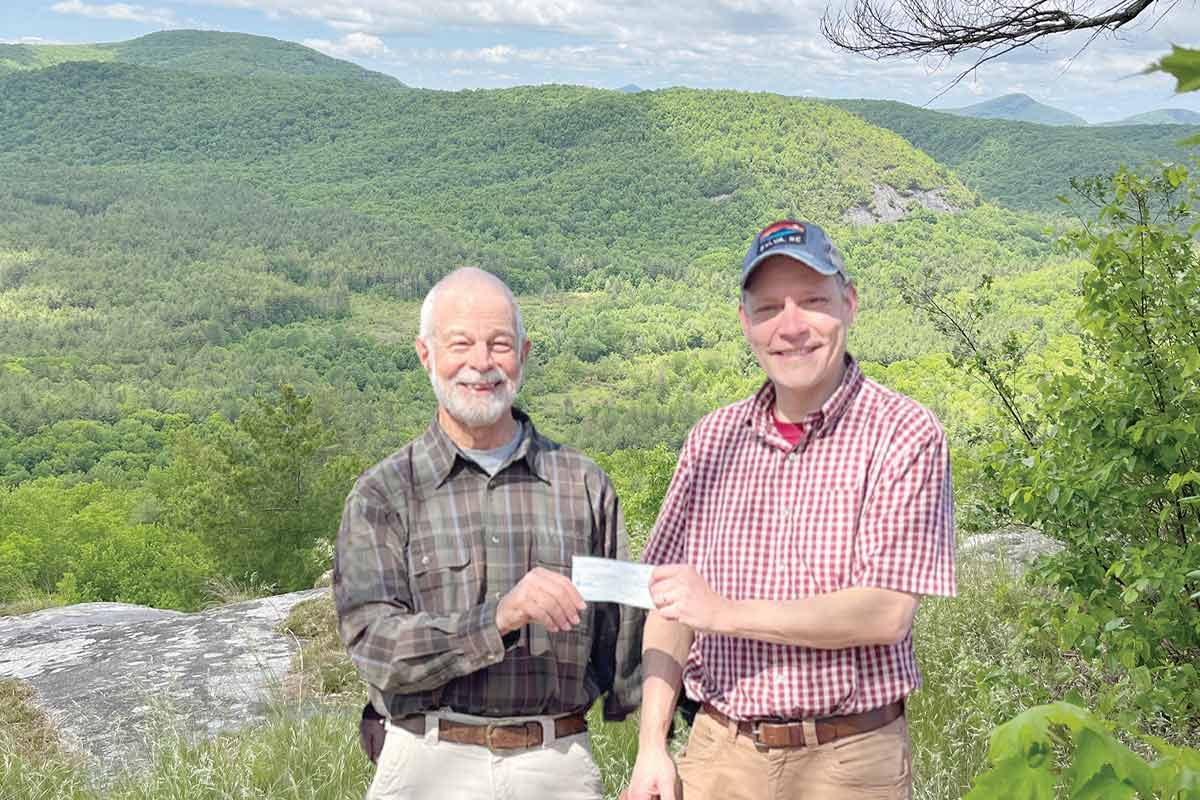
[{"left": 3, "top": 0, "right": 1199, "bottom": 122}]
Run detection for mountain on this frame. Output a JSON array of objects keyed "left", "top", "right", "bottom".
[
  {"left": 1102, "top": 108, "right": 1200, "bottom": 125},
  {"left": 0, "top": 30, "right": 402, "bottom": 86},
  {"left": 831, "top": 98, "right": 1195, "bottom": 213},
  {"left": 945, "top": 93, "right": 1087, "bottom": 126},
  {"left": 617, "top": 84, "right": 643, "bottom": 93},
  {"left": 0, "top": 61, "right": 972, "bottom": 296}
]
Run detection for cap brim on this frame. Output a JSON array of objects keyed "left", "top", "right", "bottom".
[{"left": 742, "top": 247, "right": 839, "bottom": 288}]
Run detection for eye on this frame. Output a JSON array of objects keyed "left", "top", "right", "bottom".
[{"left": 492, "top": 341, "right": 513, "bottom": 353}]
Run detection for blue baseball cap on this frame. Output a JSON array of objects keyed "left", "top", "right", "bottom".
[{"left": 741, "top": 220, "right": 847, "bottom": 289}]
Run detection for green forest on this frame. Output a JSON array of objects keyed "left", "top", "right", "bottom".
[{"left": 1, "top": 30, "right": 1197, "bottom": 800}]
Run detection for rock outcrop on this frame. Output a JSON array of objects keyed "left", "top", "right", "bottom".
[
  {"left": 0, "top": 589, "right": 325, "bottom": 779},
  {"left": 959, "top": 525, "right": 1064, "bottom": 577},
  {"left": 844, "top": 184, "right": 960, "bottom": 225}
]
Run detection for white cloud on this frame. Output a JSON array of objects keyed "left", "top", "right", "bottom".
[
  {"left": 0, "top": 36, "right": 69, "bottom": 44},
  {"left": 49, "top": 0, "right": 179, "bottom": 26},
  {"left": 302, "top": 31, "right": 389, "bottom": 58},
  {"left": 172, "top": 0, "right": 1200, "bottom": 116}
]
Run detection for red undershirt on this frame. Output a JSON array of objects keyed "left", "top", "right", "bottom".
[{"left": 773, "top": 416, "right": 805, "bottom": 446}]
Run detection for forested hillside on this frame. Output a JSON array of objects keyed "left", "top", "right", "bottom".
[
  {"left": 832, "top": 98, "right": 1199, "bottom": 213},
  {"left": 0, "top": 30, "right": 400, "bottom": 85}
]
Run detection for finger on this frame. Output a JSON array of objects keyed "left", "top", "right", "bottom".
[
  {"left": 651, "top": 564, "right": 685, "bottom": 581},
  {"left": 532, "top": 585, "right": 575, "bottom": 631},
  {"left": 543, "top": 569, "right": 587, "bottom": 611},
  {"left": 528, "top": 574, "right": 581, "bottom": 627},
  {"left": 518, "top": 588, "right": 560, "bottom": 632}
]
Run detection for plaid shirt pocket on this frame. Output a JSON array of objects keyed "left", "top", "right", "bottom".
[{"left": 408, "top": 534, "right": 480, "bottom": 615}]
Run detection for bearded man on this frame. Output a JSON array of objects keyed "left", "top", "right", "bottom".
[{"left": 334, "top": 267, "right": 643, "bottom": 800}]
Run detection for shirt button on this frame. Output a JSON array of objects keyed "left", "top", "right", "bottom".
[
  {"left": 491, "top": 536, "right": 500, "bottom": 544},
  {"left": 494, "top": 591, "right": 502, "bottom": 600},
  {"left": 775, "top": 674, "right": 786, "bottom": 685},
  {"left": 777, "top": 562, "right": 787, "bottom": 572},
  {"left": 421, "top": 555, "right": 430, "bottom": 565}
]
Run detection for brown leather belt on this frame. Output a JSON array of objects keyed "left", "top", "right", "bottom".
[
  {"left": 701, "top": 700, "right": 904, "bottom": 749},
  {"left": 393, "top": 711, "right": 588, "bottom": 752}
]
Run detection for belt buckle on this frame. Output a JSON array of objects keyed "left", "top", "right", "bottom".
[
  {"left": 751, "top": 719, "right": 802, "bottom": 750},
  {"left": 750, "top": 720, "right": 771, "bottom": 751},
  {"left": 484, "top": 722, "right": 504, "bottom": 752}
]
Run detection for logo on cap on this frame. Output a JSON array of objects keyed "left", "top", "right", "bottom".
[{"left": 756, "top": 221, "right": 807, "bottom": 255}]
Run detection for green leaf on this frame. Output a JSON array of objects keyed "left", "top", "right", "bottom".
[
  {"left": 1145, "top": 46, "right": 1200, "bottom": 93},
  {"left": 965, "top": 756, "right": 1056, "bottom": 800}
]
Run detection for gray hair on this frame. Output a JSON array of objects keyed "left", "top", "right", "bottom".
[{"left": 418, "top": 267, "right": 526, "bottom": 345}]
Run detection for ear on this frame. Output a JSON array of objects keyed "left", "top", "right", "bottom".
[
  {"left": 738, "top": 300, "right": 752, "bottom": 340},
  {"left": 415, "top": 337, "right": 431, "bottom": 372},
  {"left": 843, "top": 281, "right": 859, "bottom": 325},
  {"left": 520, "top": 336, "right": 532, "bottom": 365}
]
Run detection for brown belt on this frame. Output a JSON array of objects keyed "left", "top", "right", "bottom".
[
  {"left": 701, "top": 700, "right": 904, "bottom": 749},
  {"left": 393, "top": 711, "right": 588, "bottom": 752}
]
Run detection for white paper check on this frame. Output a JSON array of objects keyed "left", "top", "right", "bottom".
[{"left": 571, "top": 556, "right": 655, "bottom": 609}]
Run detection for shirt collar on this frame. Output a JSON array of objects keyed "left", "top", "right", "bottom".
[
  {"left": 419, "top": 407, "right": 550, "bottom": 488},
  {"left": 744, "top": 354, "right": 864, "bottom": 442}
]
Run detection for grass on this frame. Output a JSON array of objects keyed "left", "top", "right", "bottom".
[
  {"left": 202, "top": 572, "right": 280, "bottom": 608},
  {"left": 0, "top": 691, "right": 371, "bottom": 800},
  {"left": 276, "top": 592, "right": 363, "bottom": 702},
  {"left": 0, "top": 588, "right": 67, "bottom": 617}
]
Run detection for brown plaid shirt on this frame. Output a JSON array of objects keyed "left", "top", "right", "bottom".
[{"left": 334, "top": 409, "right": 643, "bottom": 721}]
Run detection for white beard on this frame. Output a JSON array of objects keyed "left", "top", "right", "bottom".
[{"left": 428, "top": 350, "right": 523, "bottom": 428}]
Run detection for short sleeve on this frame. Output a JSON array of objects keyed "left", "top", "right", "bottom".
[
  {"left": 641, "top": 437, "right": 692, "bottom": 566},
  {"left": 853, "top": 422, "right": 956, "bottom": 597}
]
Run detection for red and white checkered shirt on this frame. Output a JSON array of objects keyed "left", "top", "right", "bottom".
[{"left": 642, "top": 357, "right": 956, "bottom": 720}]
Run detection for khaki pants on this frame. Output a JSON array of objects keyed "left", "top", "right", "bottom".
[
  {"left": 677, "top": 707, "right": 912, "bottom": 800},
  {"left": 367, "top": 712, "right": 605, "bottom": 800}
]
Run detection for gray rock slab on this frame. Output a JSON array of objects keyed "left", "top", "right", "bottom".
[
  {"left": 843, "top": 184, "right": 962, "bottom": 225},
  {"left": 960, "top": 525, "right": 1065, "bottom": 577},
  {"left": 0, "top": 589, "right": 327, "bottom": 780}
]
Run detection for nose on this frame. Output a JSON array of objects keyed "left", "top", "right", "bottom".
[
  {"left": 467, "top": 340, "right": 495, "bottom": 371},
  {"left": 775, "top": 298, "right": 811, "bottom": 338}
]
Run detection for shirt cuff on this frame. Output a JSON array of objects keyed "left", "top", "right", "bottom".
[{"left": 461, "top": 595, "right": 508, "bottom": 667}]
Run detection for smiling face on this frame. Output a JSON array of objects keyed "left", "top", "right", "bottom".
[
  {"left": 738, "top": 254, "right": 858, "bottom": 417},
  {"left": 416, "top": 274, "right": 530, "bottom": 435}
]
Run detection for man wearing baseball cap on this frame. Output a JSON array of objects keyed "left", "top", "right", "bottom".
[{"left": 623, "top": 221, "right": 956, "bottom": 799}]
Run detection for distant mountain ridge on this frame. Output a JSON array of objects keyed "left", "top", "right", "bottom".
[
  {"left": 0, "top": 30, "right": 402, "bottom": 86},
  {"left": 945, "top": 93, "right": 1087, "bottom": 126},
  {"left": 1101, "top": 108, "right": 1200, "bottom": 126}
]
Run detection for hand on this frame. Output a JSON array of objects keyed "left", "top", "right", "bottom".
[
  {"left": 650, "top": 564, "right": 724, "bottom": 633},
  {"left": 623, "top": 744, "right": 679, "bottom": 800},
  {"left": 496, "top": 567, "right": 586, "bottom": 636}
]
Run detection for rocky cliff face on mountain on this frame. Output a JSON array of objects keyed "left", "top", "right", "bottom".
[
  {"left": 843, "top": 184, "right": 961, "bottom": 225},
  {"left": 0, "top": 589, "right": 324, "bottom": 780}
]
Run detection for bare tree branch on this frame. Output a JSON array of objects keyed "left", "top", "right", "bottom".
[{"left": 821, "top": 0, "right": 1162, "bottom": 89}]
